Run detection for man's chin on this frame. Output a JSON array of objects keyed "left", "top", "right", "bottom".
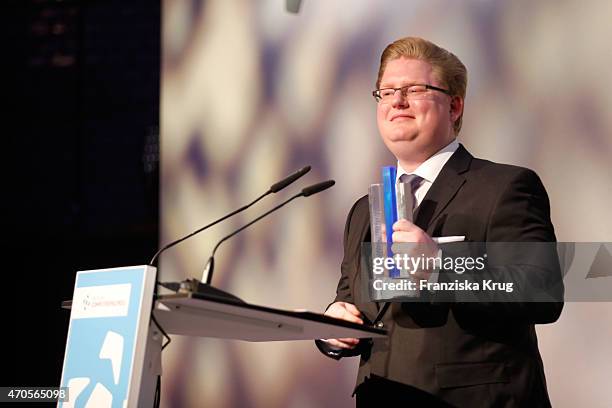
[
  {"left": 382, "top": 139, "right": 414, "bottom": 159},
  {"left": 385, "top": 133, "right": 418, "bottom": 144}
]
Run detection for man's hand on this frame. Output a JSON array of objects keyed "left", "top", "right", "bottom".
[
  {"left": 392, "top": 219, "right": 439, "bottom": 280},
  {"left": 322, "top": 302, "right": 363, "bottom": 349}
]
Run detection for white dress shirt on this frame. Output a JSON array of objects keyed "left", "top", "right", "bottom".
[{"left": 395, "top": 138, "right": 459, "bottom": 208}]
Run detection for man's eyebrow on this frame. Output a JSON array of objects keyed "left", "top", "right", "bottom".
[{"left": 378, "top": 81, "right": 419, "bottom": 88}]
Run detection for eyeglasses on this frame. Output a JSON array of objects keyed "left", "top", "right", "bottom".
[{"left": 372, "top": 84, "right": 450, "bottom": 103}]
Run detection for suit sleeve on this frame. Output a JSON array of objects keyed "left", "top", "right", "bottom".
[
  {"left": 448, "top": 168, "right": 564, "bottom": 325},
  {"left": 333, "top": 197, "right": 362, "bottom": 304},
  {"left": 315, "top": 197, "right": 371, "bottom": 359}
]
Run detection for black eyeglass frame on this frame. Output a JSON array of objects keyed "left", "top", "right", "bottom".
[{"left": 372, "top": 84, "right": 451, "bottom": 102}]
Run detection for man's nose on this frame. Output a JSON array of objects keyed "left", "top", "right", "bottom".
[{"left": 391, "top": 90, "right": 409, "bottom": 108}]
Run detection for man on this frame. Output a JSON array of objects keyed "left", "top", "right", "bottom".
[{"left": 316, "top": 37, "right": 563, "bottom": 407}]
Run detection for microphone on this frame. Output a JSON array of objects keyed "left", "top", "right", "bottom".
[
  {"left": 148, "top": 165, "right": 311, "bottom": 267},
  {"left": 270, "top": 165, "right": 312, "bottom": 193},
  {"left": 302, "top": 180, "right": 335, "bottom": 197},
  {"left": 202, "top": 179, "right": 335, "bottom": 285}
]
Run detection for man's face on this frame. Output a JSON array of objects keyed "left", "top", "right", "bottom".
[{"left": 376, "top": 58, "right": 461, "bottom": 166}]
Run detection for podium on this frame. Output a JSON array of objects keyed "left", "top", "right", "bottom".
[{"left": 59, "top": 266, "right": 386, "bottom": 407}]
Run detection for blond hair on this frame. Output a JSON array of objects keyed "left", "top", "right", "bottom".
[{"left": 377, "top": 37, "right": 467, "bottom": 134}]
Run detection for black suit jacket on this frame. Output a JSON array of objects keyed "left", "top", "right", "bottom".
[{"left": 318, "top": 145, "right": 563, "bottom": 407}]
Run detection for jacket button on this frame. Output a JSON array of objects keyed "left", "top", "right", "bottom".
[{"left": 375, "top": 321, "right": 384, "bottom": 328}]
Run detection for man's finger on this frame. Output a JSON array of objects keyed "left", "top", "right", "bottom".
[
  {"left": 392, "top": 231, "right": 418, "bottom": 243},
  {"left": 324, "top": 338, "right": 358, "bottom": 349},
  {"left": 341, "top": 310, "right": 363, "bottom": 324},
  {"left": 338, "top": 338, "right": 360, "bottom": 345},
  {"left": 343, "top": 303, "right": 362, "bottom": 317},
  {"left": 393, "top": 219, "right": 416, "bottom": 231}
]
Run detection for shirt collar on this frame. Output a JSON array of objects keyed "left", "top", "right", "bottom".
[{"left": 396, "top": 139, "right": 460, "bottom": 184}]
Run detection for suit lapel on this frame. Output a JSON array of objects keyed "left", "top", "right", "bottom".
[{"left": 413, "top": 144, "right": 472, "bottom": 231}]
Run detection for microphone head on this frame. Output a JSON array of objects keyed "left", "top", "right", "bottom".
[
  {"left": 269, "top": 165, "right": 311, "bottom": 193},
  {"left": 301, "top": 180, "right": 335, "bottom": 197},
  {"left": 203, "top": 256, "right": 215, "bottom": 284}
]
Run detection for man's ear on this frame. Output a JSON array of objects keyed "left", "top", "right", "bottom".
[{"left": 450, "top": 96, "right": 464, "bottom": 123}]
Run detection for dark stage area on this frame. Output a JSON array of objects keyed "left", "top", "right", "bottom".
[{"left": 2, "top": 0, "right": 160, "bottom": 387}]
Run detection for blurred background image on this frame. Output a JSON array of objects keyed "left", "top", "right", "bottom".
[{"left": 160, "top": 1, "right": 612, "bottom": 407}]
